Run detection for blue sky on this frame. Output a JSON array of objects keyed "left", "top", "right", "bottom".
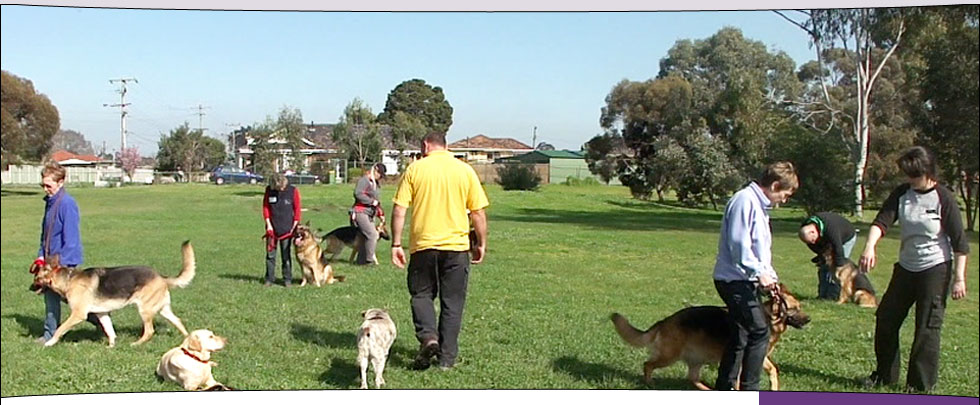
[{"left": 1, "top": 6, "right": 818, "bottom": 155}]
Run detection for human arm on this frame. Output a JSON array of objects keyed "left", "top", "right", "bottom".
[
  {"left": 469, "top": 209, "right": 487, "bottom": 264},
  {"left": 262, "top": 189, "right": 273, "bottom": 233},
  {"left": 724, "top": 196, "right": 775, "bottom": 288},
  {"left": 938, "top": 186, "right": 970, "bottom": 299},
  {"left": 291, "top": 187, "right": 301, "bottom": 233},
  {"left": 59, "top": 200, "right": 83, "bottom": 266},
  {"left": 354, "top": 177, "right": 377, "bottom": 206},
  {"left": 390, "top": 204, "right": 408, "bottom": 269},
  {"left": 859, "top": 225, "right": 884, "bottom": 273}
]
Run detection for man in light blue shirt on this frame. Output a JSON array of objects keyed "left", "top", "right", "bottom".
[{"left": 713, "top": 162, "right": 798, "bottom": 391}]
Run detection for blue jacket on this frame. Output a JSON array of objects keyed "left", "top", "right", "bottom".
[
  {"left": 713, "top": 182, "right": 778, "bottom": 283},
  {"left": 38, "top": 188, "right": 83, "bottom": 267}
]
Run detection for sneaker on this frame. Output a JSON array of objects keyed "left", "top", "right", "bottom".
[
  {"left": 35, "top": 337, "right": 49, "bottom": 344},
  {"left": 283, "top": 281, "right": 292, "bottom": 288},
  {"left": 411, "top": 340, "right": 440, "bottom": 371},
  {"left": 862, "top": 372, "right": 883, "bottom": 389},
  {"left": 263, "top": 281, "right": 273, "bottom": 287}
]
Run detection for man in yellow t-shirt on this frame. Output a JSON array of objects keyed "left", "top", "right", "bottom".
[{"left": 391, "top": 131, "right": 489, "bottom": 371}]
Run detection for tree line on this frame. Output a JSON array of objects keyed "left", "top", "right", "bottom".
[{"left": 584, "top": 6, "right": 978, "bottom": 230}]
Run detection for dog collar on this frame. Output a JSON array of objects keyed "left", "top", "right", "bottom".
[{"left": 182, "top": 348, "right": 209, "bottom": 364}]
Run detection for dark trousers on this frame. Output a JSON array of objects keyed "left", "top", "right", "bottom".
[
  {"left": 874, "top": 261, "right": 952, "bottom": 391},
  {"left": 265, "top": 238, "right": 293, "bottom": 284},
  {"left": 714, "top": 280, "right": 771, "bottom": 391},
  {"left": 407, "top": 249, "right": 470, "bottom": 366}
]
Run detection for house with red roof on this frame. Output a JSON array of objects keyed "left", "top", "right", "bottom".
[{"left": 448, "top": 134, "right": 533, "bottom": 162}]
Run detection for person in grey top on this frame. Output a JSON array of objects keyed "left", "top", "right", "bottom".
[
  {"left": 859, "top": 146, "right": 970, "bottom": 392},
  {"left": 351, "top": 163, "right": 386, "bottom": 265}
]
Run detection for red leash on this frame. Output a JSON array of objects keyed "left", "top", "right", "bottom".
[{"left": 262, "top": 231, "right": 293, "bottom": 252}]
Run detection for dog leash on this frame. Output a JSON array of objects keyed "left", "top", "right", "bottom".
[{"left": 262, "top": 231, "right": 294, "bottom": 252}]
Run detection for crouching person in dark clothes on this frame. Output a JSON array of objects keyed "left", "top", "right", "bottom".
[
  {"left": 798, "top": 212, "right": 857, "bottom": 300},
  {"left": 262, "top": 174, "right": 301, "bottom": 287},
  {"left": 859, "top": 146, "right": 970, "bottom": 392}
]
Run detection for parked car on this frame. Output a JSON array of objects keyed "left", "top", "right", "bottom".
[
  {"left": 210, "top": 166, "right": 264, "bottom": 185},
  {"left": 285, "top": 171, "right": 321, "bottom": 185}
]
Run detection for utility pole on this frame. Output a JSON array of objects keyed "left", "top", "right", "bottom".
[
  {"left": 225, "top": 122, "right": 242, "bottom": 168},
  {"left": 532, "top": 126, "right": 538, "bottom": 150},
  {"left": 104, "top": 77, "right": 137, "bottom": 153},
  {"left": 194, "top": 104, "right": 211, "bottom": 135}
]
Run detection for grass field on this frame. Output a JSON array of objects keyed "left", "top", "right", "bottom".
[{"left": 1, "top": 182, "right": 977, "bottom": 396}]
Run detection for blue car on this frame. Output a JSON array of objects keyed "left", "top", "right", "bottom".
[{"left": 210, "top": 166, "right": 264, "bottom": 185}]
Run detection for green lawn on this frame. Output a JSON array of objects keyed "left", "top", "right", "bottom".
[{"left": 1, "top": 183, "right": 977, "bottom": 396}]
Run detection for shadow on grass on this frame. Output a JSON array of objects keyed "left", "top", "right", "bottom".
[
  {"left": 218, "top": 274, "right": 266, "bottom": 285},
  {"left": 552, "top": 356, "right": 694, "bottom": 390},
  {"left": 1, "top": 313, "right": 147, "bottom": 343},
  {"left": 1, "top": 189, "right": 42, "bottom": 197},
  {"left": 319, "top": 357, "right": 359, "bottom": 388},
  {"left": 779, "top": 363, "right": 860, "bottom": 390},
  {"left": 232, "top": 191, "right": 264, "bottom": 197},
  {"left": 290, "top": 323, "right": 355, "bottom": 349},
  {"left": 494, "top": 205, "right": 723, "bottom": 233}
]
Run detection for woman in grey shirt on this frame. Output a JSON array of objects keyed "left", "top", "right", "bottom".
[
  {"left": 859, "top": 146, "right": 969, "bottom": 392},
  {"left": 351, "top": 163, "right": 386, "bottom": 265}
]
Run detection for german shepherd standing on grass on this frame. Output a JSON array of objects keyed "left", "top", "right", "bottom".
[
  {"left": 321, "top": 223, "right": 390, "bottom": 263},
  {"left": 611, "top": 284, "right": 810, "bottom": 391},
  {"left": 29, "top": 241, "right": 196, "bottom": 347}
]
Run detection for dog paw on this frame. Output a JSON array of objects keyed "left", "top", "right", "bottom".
[{"left": 43, "top": 339, "right": 57, "bottom": 347}]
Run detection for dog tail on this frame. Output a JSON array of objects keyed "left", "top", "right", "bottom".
[
  {"left": 611, "top": 312, "right": 655, "bottom": 348},
  {"left": 166, "top": 240, "right": 196, "bottom": 289}
]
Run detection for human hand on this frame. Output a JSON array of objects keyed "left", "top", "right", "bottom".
[
  {"left": 757, "top": 272, "right": 776, "bottom": 290},
  {"left": 391, "top": 246, "right": 406, "bottom": 269},
  {"left": 952, "top": 280, "right": 967, "bottom": 300},
  {"left": 858, "top": 247, "right": 876, "bottom": 273},
  {"left": 30, "top": 257, "right": 46, "bottom": 274},
  {"left": 471, "top": 244, "right": 486, "bottom": 264}
]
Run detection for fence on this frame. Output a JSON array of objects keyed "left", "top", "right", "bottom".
[{"left": 4, "top": 164, "right": 175, "bottom": 186}]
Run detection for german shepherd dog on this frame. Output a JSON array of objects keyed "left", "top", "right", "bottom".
[
  {"left": 820, "top": 247, "right": 877, "bottom": 308},
  {"left": 293, "top": 223, "right": 345, "bottom": 286},
  {"left": 29, "top": 241, "right": 196, "bottom": 347},
  {"left": 611, "top": 284, "right": 810, "bottom": 391},
  {"left": 321, "top": 223, "right": 390, "bottom": 263}
]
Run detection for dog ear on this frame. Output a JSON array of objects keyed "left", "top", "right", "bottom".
[
  {"left": 777, "top": 282, "right": 790, "bottom": 294},
  {"left": 47, "top": 255, "right": 61, "bottom": 269},
  {"left": 360, "top": 310, "right": 367, "bottom": 318},
  {"left": 186, "top": 333, "right": 203, "bottom": 353}
]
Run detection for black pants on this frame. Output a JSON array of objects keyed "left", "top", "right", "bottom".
[
  {"left": 714, "top": 280, "right": 770, "bottom": 391},
  {"left": 875, "top": 261, "right": 952, "bottom": 391},
  {"left": 407, "top": 249, "right": 470, "bottom": 366},
  {"left": 265, "top": 238, "right": 293, "bottom": 284}
]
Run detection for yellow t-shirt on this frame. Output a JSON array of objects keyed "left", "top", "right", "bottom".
[{"left": 392, "top": 150, "right": 490, "bottom": 253}]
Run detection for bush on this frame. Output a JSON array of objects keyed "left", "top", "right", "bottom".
[
  {"left": 563, "top": 176, "right": 600, "bottom": 186},
  {"left": 347, "top": 167, "right": 363, "bottom": 183},
  {"left": 496, "top": 163, "right": 541, "bottom": 191},
  {"left": 768, "top": 126, "right": 855, "bottom": 214}
]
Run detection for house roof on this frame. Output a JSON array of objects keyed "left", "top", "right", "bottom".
[
  {"left": 50, "top": 150, "right": 101, "bottom": 164},
  {"left": 448, "top": 135, "right": 533, "bottom": 150}
]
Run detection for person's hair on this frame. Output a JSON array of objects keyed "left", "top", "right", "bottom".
[
  {"left": 41, "top": 162, "right": 67, "bottom": 183},
  {"left": 372, "top": 162, "right": 387, "bottom": 177},
  {"left": 896, "top": 146, "right": 938, "bottom": 181},
  {"left": 758, "top": 161, "right": 799, "bottom": 191},
  {"left": 422, "top": 131, "right": 447, "bottom": 147},
  {"left": 268, "top": 173, "right": 288, "bottom": 190}
]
